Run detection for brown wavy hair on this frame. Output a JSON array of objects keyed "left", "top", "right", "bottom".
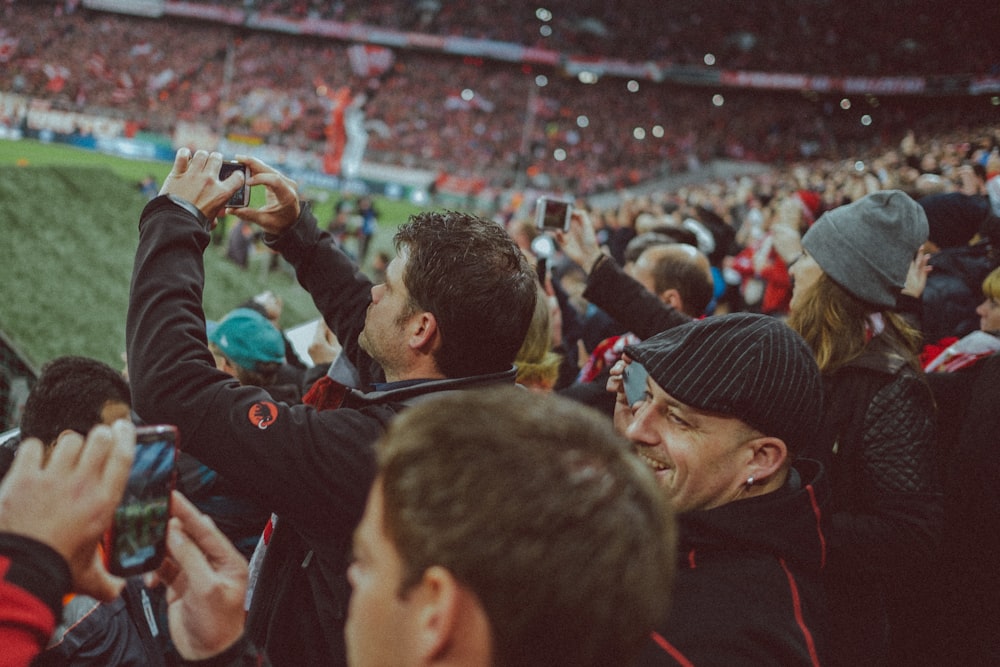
[{"left": 787, "top": 273, "right": 922, "bottom": 374}]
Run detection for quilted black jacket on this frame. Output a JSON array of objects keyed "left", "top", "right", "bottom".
[{"left": 800, "top": 333, "right": 941, "bottom": 666}]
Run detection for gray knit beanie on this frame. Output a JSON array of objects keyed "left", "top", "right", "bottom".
[
  {"left": 624, "top": 313, "right": 822, "bottom": 455},
  {"left": 801, "top": 190, "right": 928, "bottom": 308}
]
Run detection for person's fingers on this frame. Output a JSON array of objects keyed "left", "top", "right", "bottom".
[
  {"left": 244, "top": 171, "right": 296, "bottom": 194},
  {"left": 204, "top": 151, "right": 224, "bottom": 176},
  {"left": 170, "top": 492, "right": 245, "bottom": 567},
  {"left": 45, "top": 430, "right": 86, "bottom": 473},
  {"left": 101, "top": 420, "right": 136, "bottom": 499},
  {"left": 168, "top": 147, "right": 192, "bottom": 179},
  {"left": 147, "top": 551, "right": 183, "bottom": 603},
  {"left": 164, "top": 513, "right": 214, "bottom": 584},
  {"left": 220, "top": 169, "right": 246, "bottom": 192},
  {"left": 233, "top": 154, "right": 269, "bottom": 175},
  {"left": 75, "top": 424, "right": 114, "bottom": 479},
  {"left": 185, "top": 149, "right": 211, "bottom": 173},
  {"left": 3, "top": 437, "right": 43, "bottom": 481}
]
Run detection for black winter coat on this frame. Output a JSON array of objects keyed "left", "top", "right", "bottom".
[
  {"left": 800, "top": 335, "right": 941, "bottom": 667},
  {"left": 127, "top": 197, "right": 518, "bottom": 667},
  {"left": 636, "top": 460, "right": 831, "bottom": 666}
]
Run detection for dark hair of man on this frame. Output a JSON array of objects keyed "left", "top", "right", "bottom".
[
  {"left": 208, "top": 342, "right": 281, "bottom": 388},
  {"left": 19, "top": 355, "right": 131, "bottom": 444},
  {"left": 393, "top": 210, "right": 537, "bottom": 378},
  {"left": 228, "top": 359, "right": 281, "bottom": 388},
  {"left": 377, "top": 388, "right": 675, "bottom": 667},
  {"left": 643, "top": 245, "right": 715, "bottom": 317}
]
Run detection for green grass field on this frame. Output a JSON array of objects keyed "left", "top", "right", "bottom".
[{"left": 0, "top": 138, "right": 425, "bottom": 371}]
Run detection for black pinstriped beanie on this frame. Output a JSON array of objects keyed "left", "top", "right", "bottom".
[{"left": 624, "top": 313, "right": 823, "bottom": 455}]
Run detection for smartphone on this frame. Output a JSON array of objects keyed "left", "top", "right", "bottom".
[
  {"left": 104, "top": 424, "right": 179, "bottom": 577},
  {"left": 219, "top": 160, "right": 250, "bottom": 207},
  {"left": 535, "top": 196, "right": 572, "bottom": 232},
  {"left": 622, "top": 362, "right": 650, "bottom": 408}
]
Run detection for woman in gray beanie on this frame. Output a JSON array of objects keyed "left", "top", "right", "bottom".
[{"left": 785, "top": 190, "right": 941, "bottom": 667}]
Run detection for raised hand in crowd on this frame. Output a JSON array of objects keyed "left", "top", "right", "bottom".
[
  {"left": 158, "top": 148, "right": 248, "bottom": 224},
  {"left": 0, "top": 421, "right": 135, "bottom": 603},
  {"left": 555, "top": 208, "right": 604, "bottom": 272},
  {"left": 146, "top": 491, "right": 249, "bottom": 662},
  {"left": 308, "top": 319, "right": 342, "bottom": 366},
  {"left": 229, "top": 154, "right": 302, "bottom": 236},
  {"left": 903, "top": 247, "right": 934, "bottom": 299}
]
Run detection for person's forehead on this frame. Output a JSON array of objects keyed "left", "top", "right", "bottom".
[
  {"left": 648, "top": 377, "right": 743, "bottom": 426},
  {"left": 385, "top": 252, "right": 408, "bottom": 285},
  {"left": 647, "top": 379, "right": 692, "bottom": 411}
]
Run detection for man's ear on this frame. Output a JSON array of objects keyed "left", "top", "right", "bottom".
[
  {"left": 411, "top": 566, "right": 463, "bottom": 660},
  {"left": 745, "top": 436, "right": 788, "bottom": 484},
  {"left": 408, "top": 311, "right": 441, "bottom": 353}
]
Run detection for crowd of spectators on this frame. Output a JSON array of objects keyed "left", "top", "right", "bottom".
[
  {"left": 2, "top": 2, "right": 998, "bottom": 195},
  {"left": 4, "top": 2, "right": 1000, "bottom": 666},
  {"left": 196, "top": 0, "right": 1000, "bottom": 75}
]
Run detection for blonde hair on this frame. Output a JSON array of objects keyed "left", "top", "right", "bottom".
[
  {"left": 515, "top": 287, "right": 563, "bottom": 391},
  {"left": 787, "top": 274, "right": 922, "bottom": 374},
  {"left": 982, "top": 266, "right": 1000, "bottom": 301}
]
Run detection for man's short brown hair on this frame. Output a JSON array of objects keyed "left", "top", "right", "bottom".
[
  {"left": 393, "top": 210, "right": 537, "bottom": 378},
  {"left": 376, "top": 387, "right": 675, "bottom": 667}
]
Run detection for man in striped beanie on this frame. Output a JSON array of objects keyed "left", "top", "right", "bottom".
[{"left": 616, "top": 312, "right": 832, "bottom": 667}]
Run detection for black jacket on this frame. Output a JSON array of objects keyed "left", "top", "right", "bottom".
[
  {"left": 636, "top": 460, "right": 831, "bottom": 666},
  {"left": 901, "top": 353, "right": 1000, "bottom": 666},
  {"left": 558, "top": 255, "right": 692, "bottom": 416},
  {"left": 33, "top": 580, "right": 169, "bottom": 667},
  {"left": 127, "top": 197, "right": 519, "bottom": 667},
  {"left": 800, "top": 335, "right": 941, "bottom": 667}
]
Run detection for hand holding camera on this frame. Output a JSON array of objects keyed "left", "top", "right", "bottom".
[
  {"left": 548, "top": 203, "right": 604, "bottom": 274},
  {"left": 160, "top": 149, "right": 249, "bottom": 224},
  {"left": 224, "top": 154, "right": 302, "bottom": 236}
]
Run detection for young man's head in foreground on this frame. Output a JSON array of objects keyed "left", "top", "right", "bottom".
[{"left": 347, "top": 387, "right": 676, "bottom": 667}]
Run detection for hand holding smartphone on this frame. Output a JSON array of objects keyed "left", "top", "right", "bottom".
[
  {"left": 535, "top": 196, "right": 572, "bottom": 232},
  {"left": 104, "top": 424, "right": 179, "bottom": 577}
]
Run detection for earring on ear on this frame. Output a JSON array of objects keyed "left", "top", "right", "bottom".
[{"left": 745, "top": 476, "right": 755, "bottom": 491}]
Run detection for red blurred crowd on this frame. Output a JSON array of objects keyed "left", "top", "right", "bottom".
[{"left": 1, "top": 1, "right": 997, "bottom": 195}]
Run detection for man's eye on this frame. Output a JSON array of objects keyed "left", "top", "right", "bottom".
[{"left": 667, "top": 410, "right": 690, "bottom": 428}]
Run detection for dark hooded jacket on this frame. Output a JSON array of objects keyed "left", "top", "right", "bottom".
[{"left": 636, "top": 459, "right": 830, "bottom": 666}]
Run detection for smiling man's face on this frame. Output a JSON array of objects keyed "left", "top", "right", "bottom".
[{"left": 619, "top": 374, "right": 757, "bottom": 513}]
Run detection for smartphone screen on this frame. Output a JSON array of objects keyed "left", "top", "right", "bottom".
[
  {"left": 535, "top": 197, "right": 571, "bottom": 231},
  {"left": 105, "top": 425, "right": 178, "bottom": 577}
]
